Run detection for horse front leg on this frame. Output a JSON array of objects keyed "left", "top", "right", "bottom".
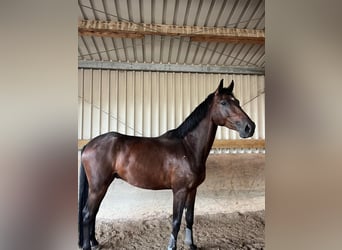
[
  {"left": 184, "top": 188, "right": 198, "bottom": 250},
  {"left": 168, "top": 188, "right": 187, "bottom": 250}
]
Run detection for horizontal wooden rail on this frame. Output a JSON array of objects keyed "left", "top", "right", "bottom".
[
  {"left": 212, "top": 139, "right": 265, "bottom": 149},
  {"left": 78, "top": 139, "right": 265, "bottom": 150},
  {"left": 78, "top": 20, "right": 265, "bottom": 44}
]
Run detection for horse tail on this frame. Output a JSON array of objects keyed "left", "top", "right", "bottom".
[{"left": 78, "top": 145, "right": 89, "bottom": 248}]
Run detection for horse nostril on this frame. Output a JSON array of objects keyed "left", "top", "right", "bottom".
[{"left": 245, "top": 124, "right": 251, "bottom": 134}]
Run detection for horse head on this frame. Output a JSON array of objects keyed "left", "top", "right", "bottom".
[{"left": 211, "top": 79, "right": 255, "bottom": 138}]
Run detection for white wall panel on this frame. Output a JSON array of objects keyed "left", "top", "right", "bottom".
[{"left": 78, "top": 69, "right": 265, "bottom": 141}]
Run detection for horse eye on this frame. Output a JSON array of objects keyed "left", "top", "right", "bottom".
[{"left": 220, "top": 101, "right": 227, "bottom": 106}]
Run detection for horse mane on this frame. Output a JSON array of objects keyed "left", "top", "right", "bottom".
[{"left": 168, "top": 93, "right": 215, "bottom": 138}]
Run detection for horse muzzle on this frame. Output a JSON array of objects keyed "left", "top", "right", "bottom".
[{"left": 238, "top": 120, "right": 255, "bottom": 138}]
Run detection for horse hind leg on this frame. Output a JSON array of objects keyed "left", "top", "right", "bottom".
[
  {"left": 82, "top": 190, "right": 105, "bottom": 250},
  {"left": 82, "top": 179, "right": 114, "bottom": 250},
  {"left": 89, "top": 197, "right": 101, "bottom": 248}
]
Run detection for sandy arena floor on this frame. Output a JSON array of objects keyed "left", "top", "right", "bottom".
[
  {"left": 79, "top": 153, "right": 265, "bottom": 249},
  {"left": 96, "top": 210, "right": 265, "bottom": 250}
]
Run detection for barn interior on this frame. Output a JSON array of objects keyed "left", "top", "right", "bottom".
[{"left": 78, "top": 0, "right": 265, "bottom": 249}]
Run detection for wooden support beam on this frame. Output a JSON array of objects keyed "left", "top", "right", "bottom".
[
  {"left": 190, "top": 35, "right": 264, "bottom": 44},
  {"left": 78, "top": 20, "right": 265, "bottom": 44},
  {"left": 78, "top": 139, "right": 265, "bottom": 150}
]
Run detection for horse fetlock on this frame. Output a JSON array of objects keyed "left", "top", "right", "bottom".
[
  {"left": 81, "top": 243, "right": 91, "bottom": 250},
  {"left": 81, "top": 242, "right": 99, "bottom": 250},
  {"left": 184, "top": 228, "right": 193, "bottom": 246},
  {"left": 90, "top": 238, "right": 99, "bottom": 247},
  {"left": 185, "top": 228, "right": 198, "bottom": 249},
  {"left": 167, "top": 234, "right": 177, "bottom": 250},
  {"left": 91, "top": 244, "right": 100, "bottom": 250}
]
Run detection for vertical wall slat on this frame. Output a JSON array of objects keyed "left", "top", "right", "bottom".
[
  {"left": 135, "top": 71, "right": 143, "bottom": 136},
  {"left": 99, "top": 69, "right": 102, "bottom": 134},
  {"left": 174, "top": 73, "right": 182, "bottom": 128},
  {"left": 91, "top": 69, "right": 101, "bottom": 137},
  {"left": 250, "top": 75, "right": 259, "bottom": 139},
  {"left": 108, "top": 71, "right": 111, "bottom": 132},
  {"left": 117, "top": 71, "right": 126, "bottom": 134},
  {"left": 78, "top": 69, "right": 84, "bottom": 139},
  {"left": 258, "top": 75, "right": 265, "bottom": 139},
  {"left": 183, "top": 73, "right": 190, "bottom": 126},
  {"left": 90, "top": 69, "right": 93, "bottom": 138},
  {"left": 83, "top": 69, "right": 92, "bottom": 138},
  {"left": 143, "top": 72, "right": 152, "bottom": 136},
  {"left": 78, "top": 69, "right": 83, "bottom": 139},
  {"left": 159, "top": 72, "right": 167, "bottom": 135},
  {"left": 151, "top": 72, "right": 159, "bottom": 137},
  {"left": 100, "top": 70, "right": 109, "bottom": 133},
  {"left": 126, "top": 71, "right": 135, "bottom": 135},
  {"left": 167, "top": 73, "right": 175, "bottom": 131},
  {"left": 109, "top": 71, "right": 118, "bottom": 132}
]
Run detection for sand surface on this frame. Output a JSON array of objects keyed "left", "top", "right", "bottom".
[
  {"left": 85, "top": 154, "right": 265, "bottom": 249},
  {"left": 96, "top": 210, "right": 265, "bottom": 250}
]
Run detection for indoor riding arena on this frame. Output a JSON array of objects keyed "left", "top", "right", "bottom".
[{"left": 78, "top": 1, "right": 265, "bottom": 249}]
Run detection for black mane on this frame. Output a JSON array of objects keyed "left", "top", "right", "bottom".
[{"left": 167, "top": 93, "right": 215, "bottom": 138}]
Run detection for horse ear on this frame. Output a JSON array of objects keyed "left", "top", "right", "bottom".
[
  {"left": 215, "top": 79, "right": 224, "bottom": 95},
  {"left": 227, "top": 80, "right": 234, "bottom": 93}
]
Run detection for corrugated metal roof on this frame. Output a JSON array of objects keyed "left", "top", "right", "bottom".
[{"left": 78, "top": 0, "right": 265, "bottom": 70}]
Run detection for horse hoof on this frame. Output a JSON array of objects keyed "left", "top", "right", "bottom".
[{"left": 190, "top": 244, "right": 198, "bottom": 250}]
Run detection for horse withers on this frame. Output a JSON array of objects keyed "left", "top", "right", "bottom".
[{"left": 78, "top": 79, "right": 255, "bottom": 250}]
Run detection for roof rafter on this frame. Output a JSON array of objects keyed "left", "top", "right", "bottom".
[{"left": 78, "top": 20, "right": 265, "bottom": 44}]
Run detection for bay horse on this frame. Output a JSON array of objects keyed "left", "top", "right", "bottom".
[{"left": 78, "top": 79, "right": 255, "bottom": 250}]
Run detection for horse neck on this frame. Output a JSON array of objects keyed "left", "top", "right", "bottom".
[{"left": 183, "top": 114, "right": 217, "bottom": 165}]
